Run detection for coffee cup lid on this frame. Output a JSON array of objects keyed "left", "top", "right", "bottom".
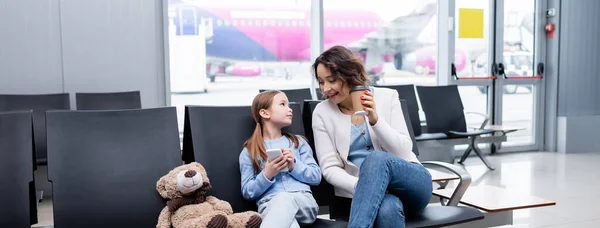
[{"left": 350, "top": 85, "right": 372, "bottom": 92}]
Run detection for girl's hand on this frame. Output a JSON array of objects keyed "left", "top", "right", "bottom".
[
  {"left": 361, "top": 90, "right": 379, "bottom": 126},
  {"left": 282, "top": 148, "right": 295, "bottom": 171},
  {"left": 264, "top": 155, "right": 288, "bottom": 180}
]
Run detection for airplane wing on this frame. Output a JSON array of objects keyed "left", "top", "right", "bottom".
[{"left": 352, "top": 2, "right": 437, "bottom": 54}]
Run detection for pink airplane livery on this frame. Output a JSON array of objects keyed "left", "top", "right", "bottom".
[{"left": 168, "top": 0, "right": 467, "bottom": 82}]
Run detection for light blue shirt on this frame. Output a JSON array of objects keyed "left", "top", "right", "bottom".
[
  {"left": 348, "top": 122, "right": 374, "bottom": 169},
  {"left": 239, "top": 135, "right": 322, "bottom": 206}
]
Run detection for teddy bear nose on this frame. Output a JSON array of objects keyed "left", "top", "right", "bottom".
[{"left": 184, "top": 170, "right": 196, "bottom": 178}]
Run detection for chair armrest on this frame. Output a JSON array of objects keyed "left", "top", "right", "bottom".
[
  {"left": 421, "top": 161, "right": 472, "bottom": 206},
  {"left": 465, "top": 112, "right": 489, "bottom": 129}
]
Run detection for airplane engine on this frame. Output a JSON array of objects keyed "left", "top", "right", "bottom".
[{"left": 225, "top": 62, "right": 261, "bottom": 76}]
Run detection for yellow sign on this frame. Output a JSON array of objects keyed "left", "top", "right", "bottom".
[{"left": 459, "top": 8, "right": 484, "bottom": 38}]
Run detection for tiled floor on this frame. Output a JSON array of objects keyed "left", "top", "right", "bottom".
[{"left": 32, "top": 151, "right": 600, "bottom": 227}]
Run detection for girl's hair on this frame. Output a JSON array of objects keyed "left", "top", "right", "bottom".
[
  {"left": 244, "top": 90, "right": 302, "bottom": 173},
  {"left": 312, "top": 45, "right": 370, "bottom": 99}
]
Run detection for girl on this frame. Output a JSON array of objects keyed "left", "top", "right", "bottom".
[
  {"left": 311, "top": 45, "right": 433, "bottom": 228},
  {"left": 239, "top": 90, "right": 322, "bottom": 228}
]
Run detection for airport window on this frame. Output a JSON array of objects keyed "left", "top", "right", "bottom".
[
  {"left": 323, "top": 0, "right": 438, "bottom": 89},
  {"left": 166, "top": 1, "right": 313, "bottom": 134}
]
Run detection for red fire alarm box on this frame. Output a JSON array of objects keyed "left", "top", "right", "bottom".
[{"left": 545, "top": 24, "right": 555, "bottom": 38}]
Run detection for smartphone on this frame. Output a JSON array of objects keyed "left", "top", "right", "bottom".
[{"left": 266, "top": 148, "right": 288, "bottom": 172}]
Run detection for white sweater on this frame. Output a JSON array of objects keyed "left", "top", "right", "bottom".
[{"left": 311, "top": 87, "right": 420, "bottom": 198}]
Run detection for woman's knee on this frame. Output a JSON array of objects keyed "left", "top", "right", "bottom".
[
  {"left": 362, "top": 151, "right": 389, "bottom": 168},
  {"left": 377, "top": 194, "right": 405, "bottom": 221}
]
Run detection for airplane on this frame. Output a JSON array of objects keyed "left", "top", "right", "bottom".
[{"left": 167, "top": 0, "right": 470, "bottom": 82}]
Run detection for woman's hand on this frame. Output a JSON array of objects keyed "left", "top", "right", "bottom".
[
  {"left": 361, "top": 90, "right": 378, "bottom": 126},
  {"left": 264, "top": 155, "right": 288, "bottom": 180}
]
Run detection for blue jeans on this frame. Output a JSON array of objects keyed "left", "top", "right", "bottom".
[
  {"left": 257, "top": 192, "right": 319, "bottom": 228},
  {"left": 348, "top": 151, "right": 433, "bottom": 228}
]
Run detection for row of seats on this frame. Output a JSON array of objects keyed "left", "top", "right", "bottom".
[
  {"left": 0, "top": 91, "right": 141, "bottom": 166},
  {"left": 182, "top": 101, "right": 485, "bottom": 227},
  {"left": 0, "top": 91, "right": 142, "bottom": 227},
  {"left": 0, "top": 99, "right": 484, "bottom": 227},
  {"left": 272, "top": 85, "right": 519, "bottom": 170}
]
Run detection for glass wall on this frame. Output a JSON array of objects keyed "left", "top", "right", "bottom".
[
  {"left": 167, "top": 0, "right": 313, "bottom": 131},
  {"left": 164, "top": 0, "right": 545, "bottom": 152},
  {"left": 322, "top": 0, "right": 438, "bottom": 87}
]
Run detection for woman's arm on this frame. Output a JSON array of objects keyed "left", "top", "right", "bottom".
[
  {"left": 239, "top": 149, "right": 274, "bottom": 200},
  {"left": 313, "top": 111, "right": 358, "bottom": 195},
  {"left": 371, "top": 90, "right": 415, "bottom": 161},
  {"left": 288, "top": 137, "right": 322, "bottom": 186}
]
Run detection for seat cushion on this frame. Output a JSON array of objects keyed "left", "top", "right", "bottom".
[
  {"left": 328, "top": 203, "right": 484, "bottom": 228},
  {"left": 415, "top": 133, "right": 449, "bottom": 141},
  {"left": 447, "top": 129, "right": 495, "bottom": 137},
  {"left": 406, "top": 205, "right": 484, "bottom": 228},
  {"left": 308, "top": 218, "right": 348, "bottom": 228}
]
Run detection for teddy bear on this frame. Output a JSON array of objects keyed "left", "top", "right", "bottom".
[{"left": 156, "top": 162, "right": 262, "bottom": 228}]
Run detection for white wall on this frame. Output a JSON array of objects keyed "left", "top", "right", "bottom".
[
  {"left": 0, "top": 0, "right": 64, "bottom": 94},
  {"left": 0, "top": 0, "right": 167, "bottom": 108}
]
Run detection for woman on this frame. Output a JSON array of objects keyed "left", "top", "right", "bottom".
[{"left": 311, "top": 45, "right": 432, "bottom": 228}]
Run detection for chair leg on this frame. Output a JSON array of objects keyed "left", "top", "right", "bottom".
[
  {"left": 458, "top": 146, "right": 473, "bottom": 164},
  {"left": 470, "top": 137, "right": 496, "bottom": 170}
]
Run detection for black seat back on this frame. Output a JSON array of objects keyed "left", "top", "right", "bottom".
[
  {"left": 76, "top": 91, "right": 142, "bottom": 110},
  {"left": 416, "top": 85, "right": 467, "bottom": 134},
  {"left": 46, "top": 108, "right": 181, "bottom": 228},
  {"left": 0, "top": 93, "right": 70, "bottom": 166},
  {"left": 400, "top": 100, "right": 420, "bottom": 156},
  {"left": 259, "top": 88, "right": 313, "bottom": 103},
  {"left": 182, "top": 103, "right": 305, "bottom": 212},
  {"left": 301, "top": 100, "right": 336, "bottom": 208},
  {"left": 378, "top": 85, "right": 422, "bottom": 136},
  {"left": 0, "top": 111, "right": 35, "bottom": 227}
]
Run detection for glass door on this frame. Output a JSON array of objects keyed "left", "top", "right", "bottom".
[
  {"left": 448, "top": 0, "right": 545, "bottom": 152},
  {"left": 494, "top": 0, "right": 545, "bottom": 151},
  {"left": 452, "top": 0, "right": 496, "bottom": 152}
]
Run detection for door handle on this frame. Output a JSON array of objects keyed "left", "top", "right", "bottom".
[
  {"left": 497, "top": 63, "right": 507, "bottom": 79},
  {"left": 451, "top": 63, "right": 458, "bottom": 80}
]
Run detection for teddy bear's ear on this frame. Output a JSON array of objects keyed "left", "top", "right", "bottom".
[
  {"left": 190, "top": 162, "right": 203, "bottom": 170},
  {"left": 156, "top": 175, "right": 170, "bottom": 199}
]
